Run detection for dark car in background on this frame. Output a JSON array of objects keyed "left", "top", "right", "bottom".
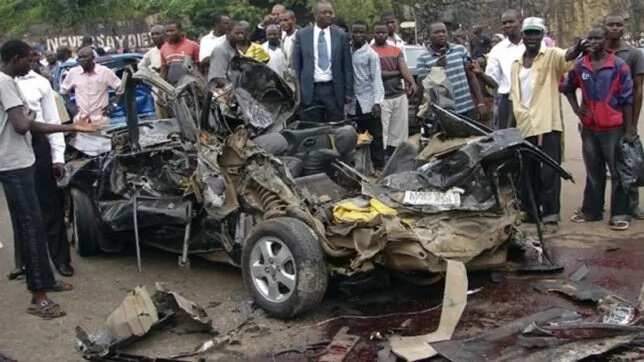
[
  {"left": 403, "top": 44, "right": 427, "bottom": 77},
  {"left": 52, "top": 53, "right": 156, "bottom": 124}
]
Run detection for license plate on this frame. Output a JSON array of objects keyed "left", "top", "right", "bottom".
[{"left": 403, "top": 190, "right": 462, "bottom": 207}]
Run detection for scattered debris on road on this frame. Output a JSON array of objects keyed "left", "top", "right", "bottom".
[
  {"left": 431, "top": 308, "right": 644, "bottom": 361},
  {"left": 389, "top": 260, "right": 468, "bottom": 361},
  {"left": 75, "top": 285, "right": 212, "bottom": 361},
  {"left": 532, "top": 278, "right": 639, "bottom": 325},
  {"left": 318, "top": 327, "right": 361, "bottom": 362},
  {"left": 0, "top": 353, "right": 16, "bottom": 362}
]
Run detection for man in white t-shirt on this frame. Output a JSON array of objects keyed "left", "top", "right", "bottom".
[
  {"left": 485, "top": 9, "right": 525, "bottom": 129},
  {"left": 199, "top": 13, "right": 232, "bottom": 70},
  {"left": 262, "top": 24, "right": 288, "bottom": 78},
  {"left": 279, "top": 10, "right": 298, "bottom": 65},
  {"left": 140, "top": 25, "right": 166, "bottom": 74}
]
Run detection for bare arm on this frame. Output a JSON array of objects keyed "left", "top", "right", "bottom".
[
  {"left": 624, "top": 104, "right": 635, "bottom": 140},
  {"left": 6, "top": 107, "right": 33, "bottom": 134},
  {"left": 466, "top": 66, "right": 485, "bottom": 106},
  {"left": 8, "top": 105, "right": 99, "bottom": 134},
  {"left": 471, "top": 59, "right": 498, "bottom": 89},
  {"left": 398, "top": 57, "right": 414, "bottom": 86},
  {"left": 564, "top": 92, "right": 581, "bottom": 115},
  {"left": 565, "top": 39, "right": 586, "bottom": 61},
  {"left": 397, "top": 56, "right": 417, "bottom": 96},
  {"left": 481, "top": 73, "right": 498, "bottom": 89},
  {"left": 633, "top": 74, "right": 643, "bottom": 125},
  {"left": 30, "top": 120, "right": 79, "bottom": 134}
]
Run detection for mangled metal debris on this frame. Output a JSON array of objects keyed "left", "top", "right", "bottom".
[
  {"left": 389, "top": 260, "right": 468, "bottom": 361},
  {"left": 639, "top": 283, "right": 644, "bottom": 313},
  {"left": 83, "top": 351, "right": 187, "bottom": 362},
  {"left": 65, "top": 55, "right": 574, "bottom": 320},
  {"left": 318, "top": 327, "right": 361, "bottom": 362},
  {"left": 430, "top": 308, "right": 644, "bottom": 362},
  {"left": 532, "top": 278, "right": 639, "bottom": 325},
  {"left": 75, "top": 285, "right": 212, "bottom": 361},
  {"left": 569, "top": 264, "right": 590, "bottom": 282},
  {"left": 0, "top": 353, "right": 16, "bottom": 362},
  {"left": 169, "top": 315, "right": 255, "bottom": 359}
]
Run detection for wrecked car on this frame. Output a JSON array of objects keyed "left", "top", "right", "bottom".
[{"left": 62, "top": 57, "right": 572, "bottom": 319}]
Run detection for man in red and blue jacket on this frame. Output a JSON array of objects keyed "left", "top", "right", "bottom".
[{"left": 561, "top": 26, "right": 634, "bottom": 230}]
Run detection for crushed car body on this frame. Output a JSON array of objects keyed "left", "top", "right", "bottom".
[{"left": 62, "top": 56, "right": 572, "bottom": 318}]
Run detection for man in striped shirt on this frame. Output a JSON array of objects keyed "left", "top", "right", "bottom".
[{"left": 417, "top": 22, "right": 485, "bottom": 119}]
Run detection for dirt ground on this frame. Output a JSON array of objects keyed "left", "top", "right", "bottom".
[{"left": 1, "top": 105, "right": 643, "bottom": 362}]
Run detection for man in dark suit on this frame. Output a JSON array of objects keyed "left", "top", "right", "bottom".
[{"left": 292, "top": 1, "right": 354, "bottom": 122}]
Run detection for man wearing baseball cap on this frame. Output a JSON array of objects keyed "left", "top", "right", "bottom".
[{"left": 509, "top": 17, "right": 585, "bottom": 233}]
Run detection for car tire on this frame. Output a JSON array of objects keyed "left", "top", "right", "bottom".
[
  {"left": 242, "top": 217, "right": 328, "bottom": 319},
  {"left": 70, "top": 188, "right": 103, "bottom": 257}
]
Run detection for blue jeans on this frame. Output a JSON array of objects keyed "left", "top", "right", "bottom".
[
  {"left": 0, "top": 166, "right": 56, "bottom": 292},
  {"left": 581, "top": 127, "right": 630, "bottom": 220}
]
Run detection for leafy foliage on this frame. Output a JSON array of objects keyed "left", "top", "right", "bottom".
[{"left": 0, "top": 0, "right": 393, "bottom": 38}]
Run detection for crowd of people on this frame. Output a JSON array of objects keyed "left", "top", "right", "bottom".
[{"left": 0, "top": 1, "right": 643, "bottom": 320}]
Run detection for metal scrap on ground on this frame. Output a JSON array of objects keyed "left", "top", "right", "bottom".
[
  {"left": 317, "top": 327, "right": 361, "bottom": 362},
  {"left": 532, "top": 278, "right": 639, "bottom": 325},
  {"left": 431, "top": 308, "right": 644, "bottom": 361},
  {"left": 75, "top": 285, "right": 213, "bottom": 361},
  {"left": 389, "top": 260, "right": 468, "bottom": 361}
]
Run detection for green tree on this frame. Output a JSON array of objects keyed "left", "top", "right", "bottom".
[
  {"left": 280, "top": 0, "right": 393, "bottom": 25},
  {"left": 334, "top": 0, "right": 392, "bottom": 25}
]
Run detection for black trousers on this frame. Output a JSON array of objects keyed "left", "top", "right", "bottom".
[
  {"left": 352, "top": 103, "right": 385, "bottom": 169},
  {"left": 0, "top": 166, "right": 56, "bottom": 292},
  {"left": 581, "top": 127, "right": 630, "bottom": 219},
  {"left": 629, "top": 188, "right": 639, "bottom": 215},
  {"left": 496, "top": 94, "right": 516, "bottom": 129},
  {"left": 34, "top": 134, "right": 71, "bottom": 267},
  {"left": 300, "top": 82, "right": 344, "bottom": 123},
  {"left": 520, "top": 131, "right": 562, "bottom": 223}
]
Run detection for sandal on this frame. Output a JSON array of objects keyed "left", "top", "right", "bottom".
[
  {"left": 27, "top": 299, "right": 66, "bottom": 320},
  {"left": 609, "top": 219, "right": 630, "bottom": 231},
  {"left": 570, "top": 210, "right": 591, "bottom": 223},
  {"left": 45, "top": 280, "right": 74, "bottom": 293}
]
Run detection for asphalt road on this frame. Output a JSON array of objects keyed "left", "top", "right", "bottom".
[{"left": 1, "top": 103, "right": 643, "bottom": 361}]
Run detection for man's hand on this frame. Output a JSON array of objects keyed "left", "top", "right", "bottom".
[
  {"left": 406, "top": 81, "right": 418, "bottom": 97},
  {"left": 576, "top": 38, "right": 590, "bottom": 54},
  {"left": 476, "top": 103, "right": 489, "bottom": 120},
  {"left": 52, "top": 163, "right": 65, "bottom": 181},
  {"left": 372, "top": 104, "right": 381, "bottom": 119},
  {"left": 624, "top": 127, "right": 638, "bottom": 143},
  {"left": 469, "top": 59, "right": 483, "bottom": 74},
  {"left": 72, "top": 116, "right": 106, "bottom": 133},
  {"left": 575, "top": 103, "right": 588, "bottom": 121}
]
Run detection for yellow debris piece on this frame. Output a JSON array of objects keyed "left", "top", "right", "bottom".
[{"left": 333, "top": 197, "right": 397, "bottom": 223}]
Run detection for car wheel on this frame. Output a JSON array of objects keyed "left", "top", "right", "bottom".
[
  {"left": 70, "top": 188, "right": 103, "bottom": 257},
  {"left": 242, "top": 217, "right": 328, "bottom": 319}
]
